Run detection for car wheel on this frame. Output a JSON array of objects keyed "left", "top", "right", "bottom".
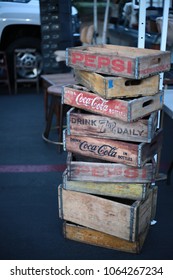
[{"left": 6, "top": 37, "right": 43, "bottom": 82}]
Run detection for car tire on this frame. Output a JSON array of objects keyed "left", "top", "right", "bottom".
[{"left": 6, "top": 37, "right": 43, "bottom": 85}]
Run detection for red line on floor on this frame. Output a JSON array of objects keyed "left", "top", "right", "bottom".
[{"left": 0, "top": 164, "right": 66, "bottom": 173}]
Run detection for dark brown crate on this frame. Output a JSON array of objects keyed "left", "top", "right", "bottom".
[{"left": 63, "top": 222, "right": 149, "bottom": 254}]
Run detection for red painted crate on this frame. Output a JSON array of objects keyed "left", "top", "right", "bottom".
[
  {"left": 66, "top": 44, "right": 170, "bottom": 79},
  {"left": 62, "top": 84, "right": 163, "bottom": 122},
  {"left": 66, "top": 153, "right": 156, "bottom": 183},
  {"left": 64, "top": 129, "right": 162, "bottom": 167}
]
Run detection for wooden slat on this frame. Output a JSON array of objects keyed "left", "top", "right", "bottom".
[
  {"left": 66, "top": 44, "right": 170, "bottom": 79},
  {"left": 63, "top": 85, "right": 164, "bottom": 122},
  {"left": 58, "top": 185, "right": 137, "bottom": 241},
  {"left": 58, "top": 186, "right": 155, "bottom": 242},
  {"left": 151, "top": 186, "right": 158, "bottom": 221},
  {"left": 63, "top": 171, "right": 150, "bottom": 200},
  {"left": 140, "top": 129, "right": 163, "bottom": 166},
  {"left": 64, "top": 130, "right": 162, "bottom": 167},
  {"left": 67, "top": 108, "right": 158, "bottom": 143},
  {"left": 67, "top": 153, "right": 155, "bottom": 183},
  {"left": 130, "top": 92, "right": 164, "bottom": 121},
  {"left": 63, "top": 222, "right": 149, "bottom": 254},
  {"left": 138, "top": 188, "right": 154, "bottom": 234},
  {"left": 74, "top": 70, "right": 159, "bottom": 99}
]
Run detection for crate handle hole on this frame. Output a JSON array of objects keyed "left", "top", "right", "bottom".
[
  {"left": 150, "top": 57, "right": 161, "bottom": 66},
  {"left": 125, "top": 80, "right": 141, "bottom": 86},
  {"left": 142, "top": 100, "right": 153, "bottom": 107}
]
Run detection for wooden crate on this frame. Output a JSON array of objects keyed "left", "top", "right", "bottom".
[
  {"left": 67, "top": 107, "right": 158, "bottom": 143},
  {"left": 74, "top": 69, "right": 160, "bottom": 99},
  {"left": 63, "top": 222, "right": 149, "bottom": 254},
  {"left": 58, "top": 185, "right": 157, "bottom": 242},
  {"left": 62, "top": 84, "right": 164, "bottom": 122},
  {"left": 63, "top": 171, "right": 150, "bottom": 200},
  {"left": 66, "top": 153, "right": 156, "bottom": 183},
  {"left": 66, "top": 44, "right": 170, "bottom": 79},
  {"left": 64, "top": 129, "right": 162, "bottom": 167}
]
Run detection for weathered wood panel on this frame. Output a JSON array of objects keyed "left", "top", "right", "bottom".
[
  {"left": 62, "top": 84, "right": 164, "bottom": 122},
  {"left": 66, "top": 153, "right": 155, "bottom": 183},
  {"left": 137, "top": 187, "right": 154, "bottom": 235},
  {"left": 150, "top": 185, "right": 158, "bottom": 221},
  {"left": 58, "top": 185, "right": 137, "bottom": 241},
  {"left": 66, "top": 44, "right": 170, "bottom": 79},
  {"left": 58, "top": 185, "right": 155, "bottom": 242},
  {"left": 74, "top": 69, "right": 159, "bottom": 99},
  {"left": 63, "top": 171, "right": 150, "bottom": 200},
  {"left": 63, "top": 222, "right": 149, "bottom": 254},
  {"left": 64, "top": 129, "right": 162, "bottom": 167},
  {"left": 67, "top": 108, "right": 158, "bottom": 143}
]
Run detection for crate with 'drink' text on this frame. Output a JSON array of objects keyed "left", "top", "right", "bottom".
[{"left": 67, "top": 107, "right": 158, "bottom": 143}]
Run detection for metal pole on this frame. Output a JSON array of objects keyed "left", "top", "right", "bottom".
[
  {"left": 102, "top": 0, "right": 110, "bottom": 44},
  {"left": 157, "top": 0, "right": 170, "bottom": 180},
  {"left": 159, "top": 0, "right": 170, "bottom": 90},
  {"left": 138, "top": 0, "right": 146, "bottom": 48},
  {"left": 93, "top": 0, "right": 98, "bottom": 44}
]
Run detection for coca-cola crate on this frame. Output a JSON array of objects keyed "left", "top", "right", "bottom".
[
  {"left": 64, "top": 129, "right": 162, "bottom": 167},
  {"left": 62, "top": 84, "right": 163, "bottom": 122}
]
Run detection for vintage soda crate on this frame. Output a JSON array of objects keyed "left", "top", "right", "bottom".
[
  {"left": 67, "top": 107, "right": 158, "bottom": 143},
  {"left": 58, "top": 185, "right": 157, "bottom": 242},
  {"left": 74, "top": 69, "right": 160, "bottom": 99},
  {"left": 66, "top": 153, "right": 156, "bottom": 183},
  {"left": 63, "top": 222, "right": 149, "bottom": 254},
  {"left": 62, "top": 84, "right": 164, "bottom": 122},
  {"left": 63, "top": 170, "right": 150, "bottom": 200},
  {"left": 64, "top": 129, "right": 162, "bottom": 167},
  {"left": 66, "top": 44, "right": 170, "bottom": 79}
]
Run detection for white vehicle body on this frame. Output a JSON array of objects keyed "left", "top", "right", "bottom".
[{"left": 0, "top": 0, "right": 80, "bottom": 79}]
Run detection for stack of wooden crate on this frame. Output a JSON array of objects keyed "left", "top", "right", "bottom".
[{"left": 58, "top": 44, "right": 171, "bottom": 253}]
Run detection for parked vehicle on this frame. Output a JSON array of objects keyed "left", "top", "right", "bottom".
[{"left": 0, "top": 0, "right": 81, "bottom": 80}]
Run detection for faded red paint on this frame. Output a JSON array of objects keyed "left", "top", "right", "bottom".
[
  {"left": 70, "top": 51, "right": 133, "bottom": 76},
  {"left": 0, "top": 164, "right": 66, "bottom": 173},
  {"left": 64, "top": 87, "right": 128, "bottom": 121},
  {"left": 140, "top": 63, "right": 170, "bottom": 75},
  {"left": 72, "top": 164, "right": 151, "bottom": 180}
]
